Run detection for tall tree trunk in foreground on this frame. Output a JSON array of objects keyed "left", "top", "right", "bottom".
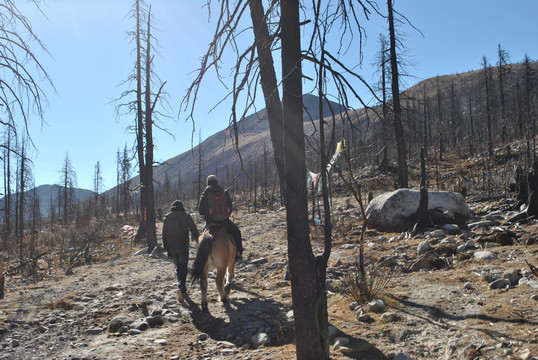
[
  {"left": 144, "top": 6, "right": 157, "bottom": 252},
  {"left": 387, "top": 0, "right": 408, "bottom": 188},
  {"left": 134, "top": 0, "right": 147, "bottom": 245},
  {"left": 281, "top": 1, "right": 327, "bottom": 358},
  {"left": 249, "top": 0, "right": 328, "bottom": 358}
]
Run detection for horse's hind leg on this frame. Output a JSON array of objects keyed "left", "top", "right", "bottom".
[
  {"left": 224, "top": 254, "right": 235, "bottom": 295},
  {"left": 201, "top": 265, "right": 209, "bottom": 313},
  {"left": 215, "top": 266, "right": 228, "bottom": 304}
]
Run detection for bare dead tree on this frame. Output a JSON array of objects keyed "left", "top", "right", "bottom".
[
  {"left": 0, "top": 0, "right": 53, "bottom": 247},
  {"left": 17, "top": 138, "right": 27, "bottom": 258},
  {"left": 482, "top": 56, "right": 494, "bottom": 156},
  {"left": 0, "top": 0, "right": 53, "bottom": 141},
  {"left": 2, "top": 127, "right": 14, "bottom": 234},
  {"left": 436, "top": 76, "right": 444, "bottom": 161},
  {"left": 59, "top": 153, "right": 77, "bottom": 226},
  {"left": 114, "top": 0, "right": 169, "bottom": 252},
  {"left": 497, "top": 44, "right": 511, "bottom": 142},
  {"left": 93, "top": 161, "right": 104, "bottom": 218},
  {"left": 183, "top": 1, "right": 384, "bottom": 358},
  {"left": 374, "top": 33, "right": 390, "bottom": 168},
  {"left": 196, "top": 129, "right": 203, "bottom": 209},
  {"left": 387, "top": 0, "right": 408, "bottom": 188},
  {"left": 522, "top": 54, "right": 536, "bottom": 165}
]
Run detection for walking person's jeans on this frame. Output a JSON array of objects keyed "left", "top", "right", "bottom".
[{"left": 170, "top": 246, "right": 189, "bottom": 290}]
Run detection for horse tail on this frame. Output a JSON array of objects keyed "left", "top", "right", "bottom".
[{"left": 191, "top": 232, "right": 213, "bottom": 284}]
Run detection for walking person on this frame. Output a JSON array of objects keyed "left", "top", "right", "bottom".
[
  {"left": 162, "top": 200, "right": 199, "bottom": 301},
  {"left": 198, "top": 175, "right": 243, "bottom": 259}
]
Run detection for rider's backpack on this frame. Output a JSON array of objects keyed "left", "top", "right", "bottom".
[{"left": 208, "top": 191, "right": 230, "bottom": 221}]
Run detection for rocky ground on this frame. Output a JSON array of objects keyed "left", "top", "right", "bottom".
[{"left": 0, "top": 195, "right": 537, "bottom": 360}]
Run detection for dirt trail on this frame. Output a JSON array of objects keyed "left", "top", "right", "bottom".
[{"left": 0, "top": 198, "right": 537, "bottom": 360}]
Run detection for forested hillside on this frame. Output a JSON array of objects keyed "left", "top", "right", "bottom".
[{"left": 117, "top": 60, "right": 538, "bottom": 212}]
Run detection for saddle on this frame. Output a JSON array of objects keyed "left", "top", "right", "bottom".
[
  {"left": 203, "top": 222, "right": 227, "bottom": 237},
  {"left": 203, "top": 223, "right": 236, "bottom": 247}
]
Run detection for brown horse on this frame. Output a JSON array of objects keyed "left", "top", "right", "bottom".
[{"left": 191, "top": 224, "right": 236, "bottom": 312}]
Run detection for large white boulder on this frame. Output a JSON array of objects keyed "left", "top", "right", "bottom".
[{"left": 365, "top": 189, "right": 470, "bottom": 232}]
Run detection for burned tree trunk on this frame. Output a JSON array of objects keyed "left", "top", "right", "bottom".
[
  {"left": 412, "top": 148, "right": 433, "bottom": 234},
  {"left": 508, "top": 161, "right": 538, "bottom": 223},
  {"left": 526, "top": 161, "right": 538, "bottom": 217}
]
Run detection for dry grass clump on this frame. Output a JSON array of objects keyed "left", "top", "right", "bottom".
[
  {"left": 42, "top": 293, "right": 81, "bottom": 310},
  {"left": 337, "top": 259, "right": 393, "bottom": 304}
]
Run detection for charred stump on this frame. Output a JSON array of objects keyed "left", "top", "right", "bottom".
[{"left": 508, "top": 161, "right": 538, "bottom": 223}]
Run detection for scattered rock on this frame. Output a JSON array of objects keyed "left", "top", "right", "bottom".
[
  {"left": 417, "top": 240, "right": 432, "bottom": 255},
  {"left": 357, "top": 313, "right": 373, "bottom": 323},
  {"left": 408, "top": 254, "right": 448, "bottom": 272},
  {"left": 365, "top": 300, "right": 385, "bottom": 313},
  {"left": 468, "top": 220, "right": 499, "bottom": 229},
  {"left": 146, "top": 315, "right": 164, "bottom": 328},
  {"left": 380, "top": 256, "right": 399, "bottom": 267},
  {"left": 489, "top": 278, "right": 511, "bottom": 289},
  {"left": 333, "top": 337, "right": 350, "bottom": 350},
  {"left": 428, "top": 229, "right": 446, "bottom": 239},
  {"left": 393, "top": 352, "right": 415, "bottom": 360},
  {"left": 132, "top": 248, "right": 148, "bottom": 256},
  {"left": 380, "top": 312, "right": 399, "bottom": 322},
  {"left": 503, "top": 269, "right": 521, "bottom": 286},
  {"left": 250, "top": 258, "right": 268, "bottom": 265},
  {"left": 132, "top": 320, "right": 149, "bottom": 331},
  {"left": 85, "top": 327, "right": 103, "bottom": 335},
  {"left": 442, "top": 224, "right": 461, "bottom": 235},
  {"left": 365, "top": 189, "right": 470, "bottom": 232},
  {"left": 108, "top": 315, "right": 135, "bottom": 332},
  {"left": 251, "top": 333, "right": 271, "bottom": 347},
  {"left": 474, "top": 251, "right": 496, "bottom": 261},
  {"left": 104, "top": 284, "right": 122, "bottom": 291}
]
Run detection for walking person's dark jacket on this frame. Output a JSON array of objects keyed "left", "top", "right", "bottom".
[
  {"left": 162, "top": 201, "right": 200, "bottom": 254},
  {"left": 162, "top": 201, "right": 200, "bottom": 295}
]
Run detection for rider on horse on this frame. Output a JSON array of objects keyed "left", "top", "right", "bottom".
[{"left": 198, "top": 175, "right": 243, "bottom": 260}]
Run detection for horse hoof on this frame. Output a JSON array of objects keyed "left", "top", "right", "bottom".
[
  {"left": 202, "top": 303, "right": 209, "bottom": 313},
  {"left": 224, "top": 284, "right": 232, "bottom": 295},
  {"left": 221, "top": 297, "right": 229, "bottom": 304}
]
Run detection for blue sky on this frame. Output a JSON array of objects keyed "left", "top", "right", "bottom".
[{"left": 18, "top": 0, "right": 538, "bottom": 191}]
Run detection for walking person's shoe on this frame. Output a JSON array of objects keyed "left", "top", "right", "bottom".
[
  {"left": 177, "top": 289, "right": 184, "bottom": 302},
  {"left": 177, "top": 285, "right": 187, "bottom": 302}
]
